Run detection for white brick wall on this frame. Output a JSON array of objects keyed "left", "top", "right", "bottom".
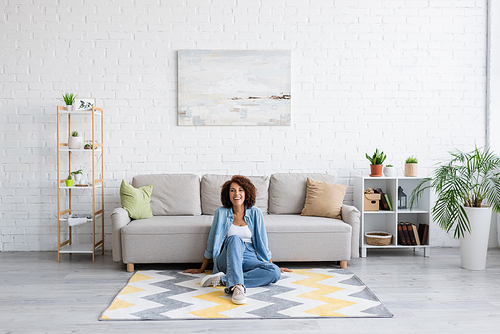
[{"left": 0, "top": 0, "right": 490, "bottom": 251}]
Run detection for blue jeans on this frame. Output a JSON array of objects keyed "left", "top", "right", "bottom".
[{"left": 216, "top": 235, "right": 281, "bottom": 294}]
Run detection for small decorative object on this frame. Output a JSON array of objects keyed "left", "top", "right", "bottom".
[
  {"left": 68, "top": 131, "right": 83, "bottom": 149},
  {"left": 366, "top": 149, "right": 387, "bottom": 177},
  {"left": 364, "top": 188, "right": 381, "bottom": 211},
  {"left": 84, "top": 141, "right": 93, "bottom": 149},
  {"left": 404, "top": 156, "right": 418, "bottom": 177},
  {"left": 60, "top": 92, "right": 76, "bottom": 111},
  {"left": 79, "top": 178, "right": 87, "bottom": 186},
  {"left": 398, "top": 186, "right": 407, "bottom": 209},
  {"left": 75, "top": 97, "right": 96, "bottom": 111},
  {"left": 383, "top": 164, "right": 396, "bottom": 177},
  {"left": 365, "top": 232, "right": 392, "bottom": 246},
  {"left": 65, "top": 174, "right": 73, "bottom": 187},
  {"left": 71, "top": 169, "right": 83, "bottom": 183},
  {"left": 410, "top": 147, "right": 500, "bottom": 270}
]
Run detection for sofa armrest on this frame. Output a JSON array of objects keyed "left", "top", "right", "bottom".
[
  {"left": 111, "top": 207, "right": 132, "bottom": 262},
  {"left": 341, "top": 204, "right": 360, "bottom": 258}
]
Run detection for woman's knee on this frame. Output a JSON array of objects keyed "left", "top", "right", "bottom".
[{"left": 268, "top": 263, "right": 281, "bottom": 283}]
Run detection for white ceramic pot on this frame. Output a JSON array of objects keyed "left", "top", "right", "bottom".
[
  {"left": 68, "top": 136, "right": 83, "bottom": 149},
  {"left": 459, "top": 206, "right": 492, "bottom": 270},
  {"left": 74, "top": 174, "right": 82, "bottom": 182},
  {"left": 383, "top": 166, "right": 396, "bottom": 177},
  {"left": 66, "top": 104, "right": 74, "bottom": 111}
]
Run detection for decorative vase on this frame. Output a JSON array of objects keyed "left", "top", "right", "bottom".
[
  {"left": 369, "top": 164, "right": 383, "bottom": 177},
  {"left": 66, "top": 179, "right": 73, "bottom": 187},
  {"left": 68, "top": 136, "right": 83, "bottom": 149},
  {"left": 459, "top": 206, "right": 492, "bottom": 270},
  {"left": 383, "top": 166, "right": 396, "bottom": 177},
  {"left": 404, "top": 163, "right": 418, "bottom": 177}
]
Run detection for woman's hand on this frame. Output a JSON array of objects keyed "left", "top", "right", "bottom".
[
  {"left": 279, "top": 267, "right": 293, "bottom": 273},
  {"left": 183, "top": 268, "right": 204, "bottom": 274}
]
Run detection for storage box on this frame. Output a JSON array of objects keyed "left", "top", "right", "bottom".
[{"left": 364, "top": 193, "right": 381, "bottom": 211}]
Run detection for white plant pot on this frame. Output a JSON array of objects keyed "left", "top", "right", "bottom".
[
  {"left": 383, "top": 166, "right": 396, "bottom": 177},
  {"left": 66, "top": 104, "right": 74, "bottom": 111},
  {"left": 68, "top": 136, "right": 83, "bottom": 149},
  {"left": 74, "top": 174, "right": 82, "bottom": 182},
  {"left": 459, "top": 207, "right": 492, "bottom": 270}
]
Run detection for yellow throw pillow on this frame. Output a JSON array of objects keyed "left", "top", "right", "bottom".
[
  {"left": 300, "top": 178, "right": 348, "bottom": 219},
  {"left": 120, "top": 179, "right": 153, "bottom": 219}
]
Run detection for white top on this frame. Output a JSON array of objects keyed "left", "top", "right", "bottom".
[{"left": 227, "top": 224, "right": 252, "bottom": 243}]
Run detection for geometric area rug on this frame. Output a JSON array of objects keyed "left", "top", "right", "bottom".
[{"left": 100, "top": 269, "right": 393, "bottom": 320}]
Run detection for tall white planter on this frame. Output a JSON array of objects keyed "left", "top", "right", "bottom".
[{"left": 459, "top": 207, "right": 492, "bottom": 270}]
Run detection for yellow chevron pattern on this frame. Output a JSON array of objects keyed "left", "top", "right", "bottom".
[
  {"left": 100, "top": 269, "right": 393, "bottom": 320},
  {"left": 291, "top": 269, "right": 355, "bottom": 317}
]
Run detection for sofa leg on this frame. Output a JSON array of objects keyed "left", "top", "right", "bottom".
[
  {"left": 126, "top": 263, "right": 134, "bottom": 272},
  {"left": 340, "top": 260, "right": 347, "bottom": 269}
]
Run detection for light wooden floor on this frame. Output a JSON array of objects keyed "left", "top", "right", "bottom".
[{"left": 1, "top": 248, "right": 500, "bottom": 334}]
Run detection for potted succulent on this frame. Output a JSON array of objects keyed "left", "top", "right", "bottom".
[
  {"left": 84, "top": 141, "right": 93, "bottom": 150},
  {"left": 404, "top": 156, "right": 418, "bottom": 177},
  {"left": 71, "top": 169, "right": 83, "bottom": 183},
  {"left": 60, "top": 93, "right": 76, "bottom": 111},
  {"left": 366, "top": 149, "right": 387, "bottom": 177},
  {"left": 383, "top": 164, "right": 396, "bottom": 177},
  {"left": 65, "top": 174, "right": 73, "bottom": 187},
  {"left": 409, "top": 147, "right": 500, "bottom": 270},
  {"left": 68, "top": 131, "right": 83, "bottom": 149}
]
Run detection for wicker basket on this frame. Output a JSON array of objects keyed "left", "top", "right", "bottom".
[{"left": 365, "top": 232, "right": 392, "bottom": 246}]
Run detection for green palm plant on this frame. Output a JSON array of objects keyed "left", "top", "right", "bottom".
[{"left": 409, "top": 147, "right": 500, "bottom": 238}]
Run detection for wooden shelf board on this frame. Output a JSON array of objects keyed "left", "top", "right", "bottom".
[{"left": 59, "top": 244, "right": 101, "bottom": 254}]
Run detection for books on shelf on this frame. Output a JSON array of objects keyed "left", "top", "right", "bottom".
[
  {"left": 397, "top": 222, "right": 427, "bottom": 246},
  {"left": 374, "top": 188, "right": 391, "bottom": 210},
  {"left": 68, "top": 213, "right": 92, "bottom": 227}
]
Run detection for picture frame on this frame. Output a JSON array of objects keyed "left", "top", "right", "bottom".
[{"left": 75, "top": 97, "right": 96, "bottom": 111}]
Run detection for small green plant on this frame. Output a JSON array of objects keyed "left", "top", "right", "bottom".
[
  {"left": 60, "top": 93, "right": 76, "bottom": 105},
  {"left": 84, "top": 141, "right": 93, "bottom": 149},
  {"left": 365, "top": 149, "right": 387, "bottom": 165},
  {"left": 406, "top": 156, "right": 418, "bottom": 163},
  {"left": 71, "top": 169, "right": 83, "bottom": 176},
  {"left": 67, "top": 173, "right": 72, "bottom": 180},
  {"left": 71, "top": 131, "right": 79, "bottom": 137},
  {"left": 386, "top": 164, "right": 393, "bottom": 167}
]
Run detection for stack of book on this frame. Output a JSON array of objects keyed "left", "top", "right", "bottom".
[
  {"left": 397, "top": 222, "right": 429, "bottom": 246},
  {"left": 374, "top": 188, "right": 392, "bottom": 211}
]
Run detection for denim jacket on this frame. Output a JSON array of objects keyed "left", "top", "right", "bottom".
[{"left": 204, "top": 206, "right": 272, "bottom": 274}]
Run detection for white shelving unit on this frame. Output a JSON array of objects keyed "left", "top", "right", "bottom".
[
  {"left": 354, "top": 176, "right": 431, "bottom": 258},
  {"left": 56, "top": 105, "right": 104, "bottom": 262}
]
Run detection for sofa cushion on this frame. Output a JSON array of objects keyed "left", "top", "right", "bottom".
[
  {"left": 201, "top": 174, "right": 270, "bottom": 215},
  {"left": 121, "top": 215, "right": 213, "bottom": 235},
  {"left": 268, "top": 173, "right": 337, "bottom": 214},
  {"left": 132, "top": 174, "right": 201, "bottom": 216},
  {"left": 301, "top": 178, "right": 347, "bottom": 219},
  {"left": 120, "top": 180, "right": 153, "bottom": 219}
]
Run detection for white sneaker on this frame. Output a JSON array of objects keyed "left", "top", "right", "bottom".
[
  {"left": 200, "top": 272, "right": 224, "bottom": 287},
  {"left": 231, "top": 284, "right": 246, "bottom": 305}
]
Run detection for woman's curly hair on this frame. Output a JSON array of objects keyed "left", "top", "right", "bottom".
[{"left": 220, "top": 175, "right": 256, "bottom": 209}]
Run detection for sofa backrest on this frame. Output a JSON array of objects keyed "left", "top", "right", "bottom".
[
  {"left": 268, "top": 173, "right": 337, "bottom": 214},
  {"left": 200, "top": 174, "right": 270, "bottom": 215},
  {"left": 132, "top": 174, "right": 201, "bottom": 216}
]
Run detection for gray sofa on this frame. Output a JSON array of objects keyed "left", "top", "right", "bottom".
[{"left": 111, "top": 173, "right": 360, "bottom": 272}]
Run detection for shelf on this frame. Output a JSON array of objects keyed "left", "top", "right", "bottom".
[
  {"left": 398, "top": 208, "right": 429, "bottom": 214},
  {"left": 59, "top": 212, "right": 102, "bottom": 222},
  {"left": 59, "top": 183, "right": 101, "bottom": 189},
  {"left": 363, "top": 244, "right": 430, "bottom": 249},
  {"left": 59, "top": 110, "right": 102, "bottom": 116},
  {"left": 59, "top": 148, "right": 102, "bottom": 152},
  {"left": 364, "top": 210, "right": 395, "bottom": 214},
  {"left": 59, "top": 243, "right": 102, "bottom": 254}
]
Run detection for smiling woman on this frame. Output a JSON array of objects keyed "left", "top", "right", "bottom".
[{"left": 183, "top": 175, "right": 291, "bottom": 305}]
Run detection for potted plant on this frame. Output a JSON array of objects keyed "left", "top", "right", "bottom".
[
  {"left": 383, "top": 164, "right": 396, "bottom": 177},
  {"left": 60, "top": 93, "right": 76, "bottom": 111},
  {"left": 66, "top": 174, "right": 73, "bottom": 187},
  {"left": 68, "top": 131, "right": 83, "bottom": 149},
  {"left": 366, "top": 149, "right": 387, "bottom": 177},
  {"left": 84, "top": 141, "right": 93, "bottom": 149},
  {"left": 409, "top": 147, "right": 500, "bottom": 270},
  {"left": 404, "top": 156, "right": 418, "bottom": 177},
  {"left": 71, "top": 169, "right": 83, "bottom": 183}
]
